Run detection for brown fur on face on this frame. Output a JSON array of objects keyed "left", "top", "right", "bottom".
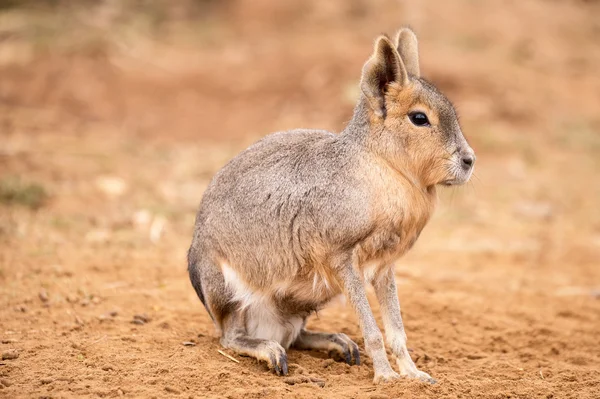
[
  {"left": 360, "top": 31, "right": 473, "bottom": 189},
  {"left": 364, "top": 76, "right": 469, "bottom": 189}
]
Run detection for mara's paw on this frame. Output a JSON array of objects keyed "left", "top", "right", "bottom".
[
  {"left": 401, "top": 368, "right": 436, "bottom": 384},
  {"left": 328, "top": 333, "right": 361, "bottom": 366},
  {"left": 373, "top": 370, "right": 400, "bottom": 384},
  {"left": 262, "top": 341, "right": 288, "bottom": 376}
]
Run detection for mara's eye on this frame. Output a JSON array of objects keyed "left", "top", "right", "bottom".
[{"left": 408, "top": 112, "right": 430, "bottom": 127}]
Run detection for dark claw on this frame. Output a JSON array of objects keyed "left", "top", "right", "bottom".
[
  {"left": 270, "top": 354, "right": 281, "bottom": 375},
  {"left": 351, "top": 344, "right": 361, "bottom": 366},
  {"left": 280, "top": 353, "right": 288, "bottom": 375},
  {"left": 328, "top": 335, "right": 361, "bottom": 366},
  {"left": 343, "top": 347, "right": 352, "bottom": 365},
  {"left": 271, "top": 352, "right": 288, "bottom": 376}
]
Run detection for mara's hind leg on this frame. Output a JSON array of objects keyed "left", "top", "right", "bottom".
[
  {"left": 221, "top": 311, "right": 289, "bottom": 375},
  {"left": 293, "top": 328, "right": 361, "bottom": 366}
]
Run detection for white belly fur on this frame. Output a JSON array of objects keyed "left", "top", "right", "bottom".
[{"left": 221, "top": 263, "right": 303, "bottom": 348}]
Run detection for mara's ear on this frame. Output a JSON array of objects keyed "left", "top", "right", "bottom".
[
  {"left": 360, "top": 35, "right": 409, "bottom": 117},
  {"left": 394, "top": 27, "right": 420, "bottom": 78}
]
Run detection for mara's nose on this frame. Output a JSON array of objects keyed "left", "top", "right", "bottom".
[{"left": 461, "top": 153, "right": 475, "bottom": 170}]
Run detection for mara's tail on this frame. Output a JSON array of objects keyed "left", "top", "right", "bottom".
[{"left": 187, "top": 246, "right": 207, "bottom": 309}]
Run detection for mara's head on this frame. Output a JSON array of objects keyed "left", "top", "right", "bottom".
[{"left": 359, "top": 28, "right": 475, "bottom": 187}]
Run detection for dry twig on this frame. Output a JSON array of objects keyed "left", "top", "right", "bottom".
[{"left": 217, "top": 349, "right": 240, "bottom": 363}]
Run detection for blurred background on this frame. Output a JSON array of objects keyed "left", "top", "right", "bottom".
[{"left": 0, "top": 1, "right": 599, "bottom": 398}]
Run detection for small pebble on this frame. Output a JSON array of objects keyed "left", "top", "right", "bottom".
[
  {"left": 182, "top": 341, "right": 196, "bottom": 347},
  {"left": 0, "top": 379, "right": 11, "bottom": 387},
  {"left": 109, "top": 310, "right": 119, "bottom": 317},
  {"left": 134, "top": 314, "right": 150, "bottom": 322},
  {"left": 40, "top": 377, "right": 53, "bottom": 385},
  {"left": 132, "top": 314, "right": 150, "bottom": 325},
  {"left": 165, "top": 386, "right": 180, "bottom": 394},
  {"left": 322, "top": 359, "right": 335, "bottom": 368},
  {"left": 1, "top": 339, "right": 18, "bottom": 344},
  {"left": 2, "top": 350, "right": 19, "bottom": 360},
  {"left": 102, "top": 365, "right": 115, "bottom": 371},
  {"left": 39, "top": 290, "right": 49, "bottom": 303}
]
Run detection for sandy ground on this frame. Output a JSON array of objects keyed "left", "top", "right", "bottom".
[{"left": 1, "top": 1, "right": 600, "bottom": 398}]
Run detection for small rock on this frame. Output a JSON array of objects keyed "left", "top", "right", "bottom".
[
  {"left": 467, "top": 354, "right": 485, "bottom": 360},
  {"left": 132, "top": 210, "right": 151, "bottom": 227},
  {"left": 117, "top": 389, "right": 124, "bottom": 396},
  {"left": 182, "top": 342, "right": 196, "bottom": 347},
  {"left": 102, "top": 365, "right": 115, "bottom": 371},
  {"left": 95, "top": 176, "right": 128, "bottom": 198},
  {"left": 14, "top": 305, "right": 27, "bottom": 313},
  {"left": 165, "top": 386, "right": 180, "bottom": 394},
  {"left": 451, "top": 318, "right": 458, "bottom": 325},
  {"left": 131, "top": 319, "right": 145, "bottom": 325},
  {"left": 322, "top": 359, "right": 335, "bottom": 368},
  {"left": 1, "top": 339, "right": 18, "bottom": 344},
  {"left": 109, "top": 310, "right": 119, "bottom": 317},
  {"left": 0, "top": 379, "right": 11, "bottom": 387},
  {"left": 133, "top": 314, "right": 151, "bottom": 323},
  {"left": 71, "top": 343, "right": 83, "bottom": 351},
  {"left": 40, "top": 377, "right": 53, "bottom": 385},
  {"left": 39, "top": 290, "right": 49, "bottom": 303},
  {"left": 149, "top": 216, "right": 167, "bottom": 243},
  {"left": 2, "top": 350, "right": 19, "bottom": 360}
]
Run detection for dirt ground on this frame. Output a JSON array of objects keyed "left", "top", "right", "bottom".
[{"left": 1, "top": 1, "right": 600, "bottom": 398}]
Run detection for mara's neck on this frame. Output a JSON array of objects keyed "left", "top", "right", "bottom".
[{"left": 340, "top": 96, "right": 371, "bottom": 142}]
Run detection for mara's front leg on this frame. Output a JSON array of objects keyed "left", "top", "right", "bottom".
[
  {"left": 339, "top": 265, "right": 399, "bottom": 384},
  {"left": 372, "top": 268, "right": 436, "bottom": 384}
]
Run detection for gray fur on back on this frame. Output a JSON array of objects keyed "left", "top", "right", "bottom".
[{"left": 190, "top": 116, "right": 374, "bottom": 288}]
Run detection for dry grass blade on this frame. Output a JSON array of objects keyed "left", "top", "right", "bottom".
[{"left": 217, "top": 349, "right": 240, "bottom": 364}]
